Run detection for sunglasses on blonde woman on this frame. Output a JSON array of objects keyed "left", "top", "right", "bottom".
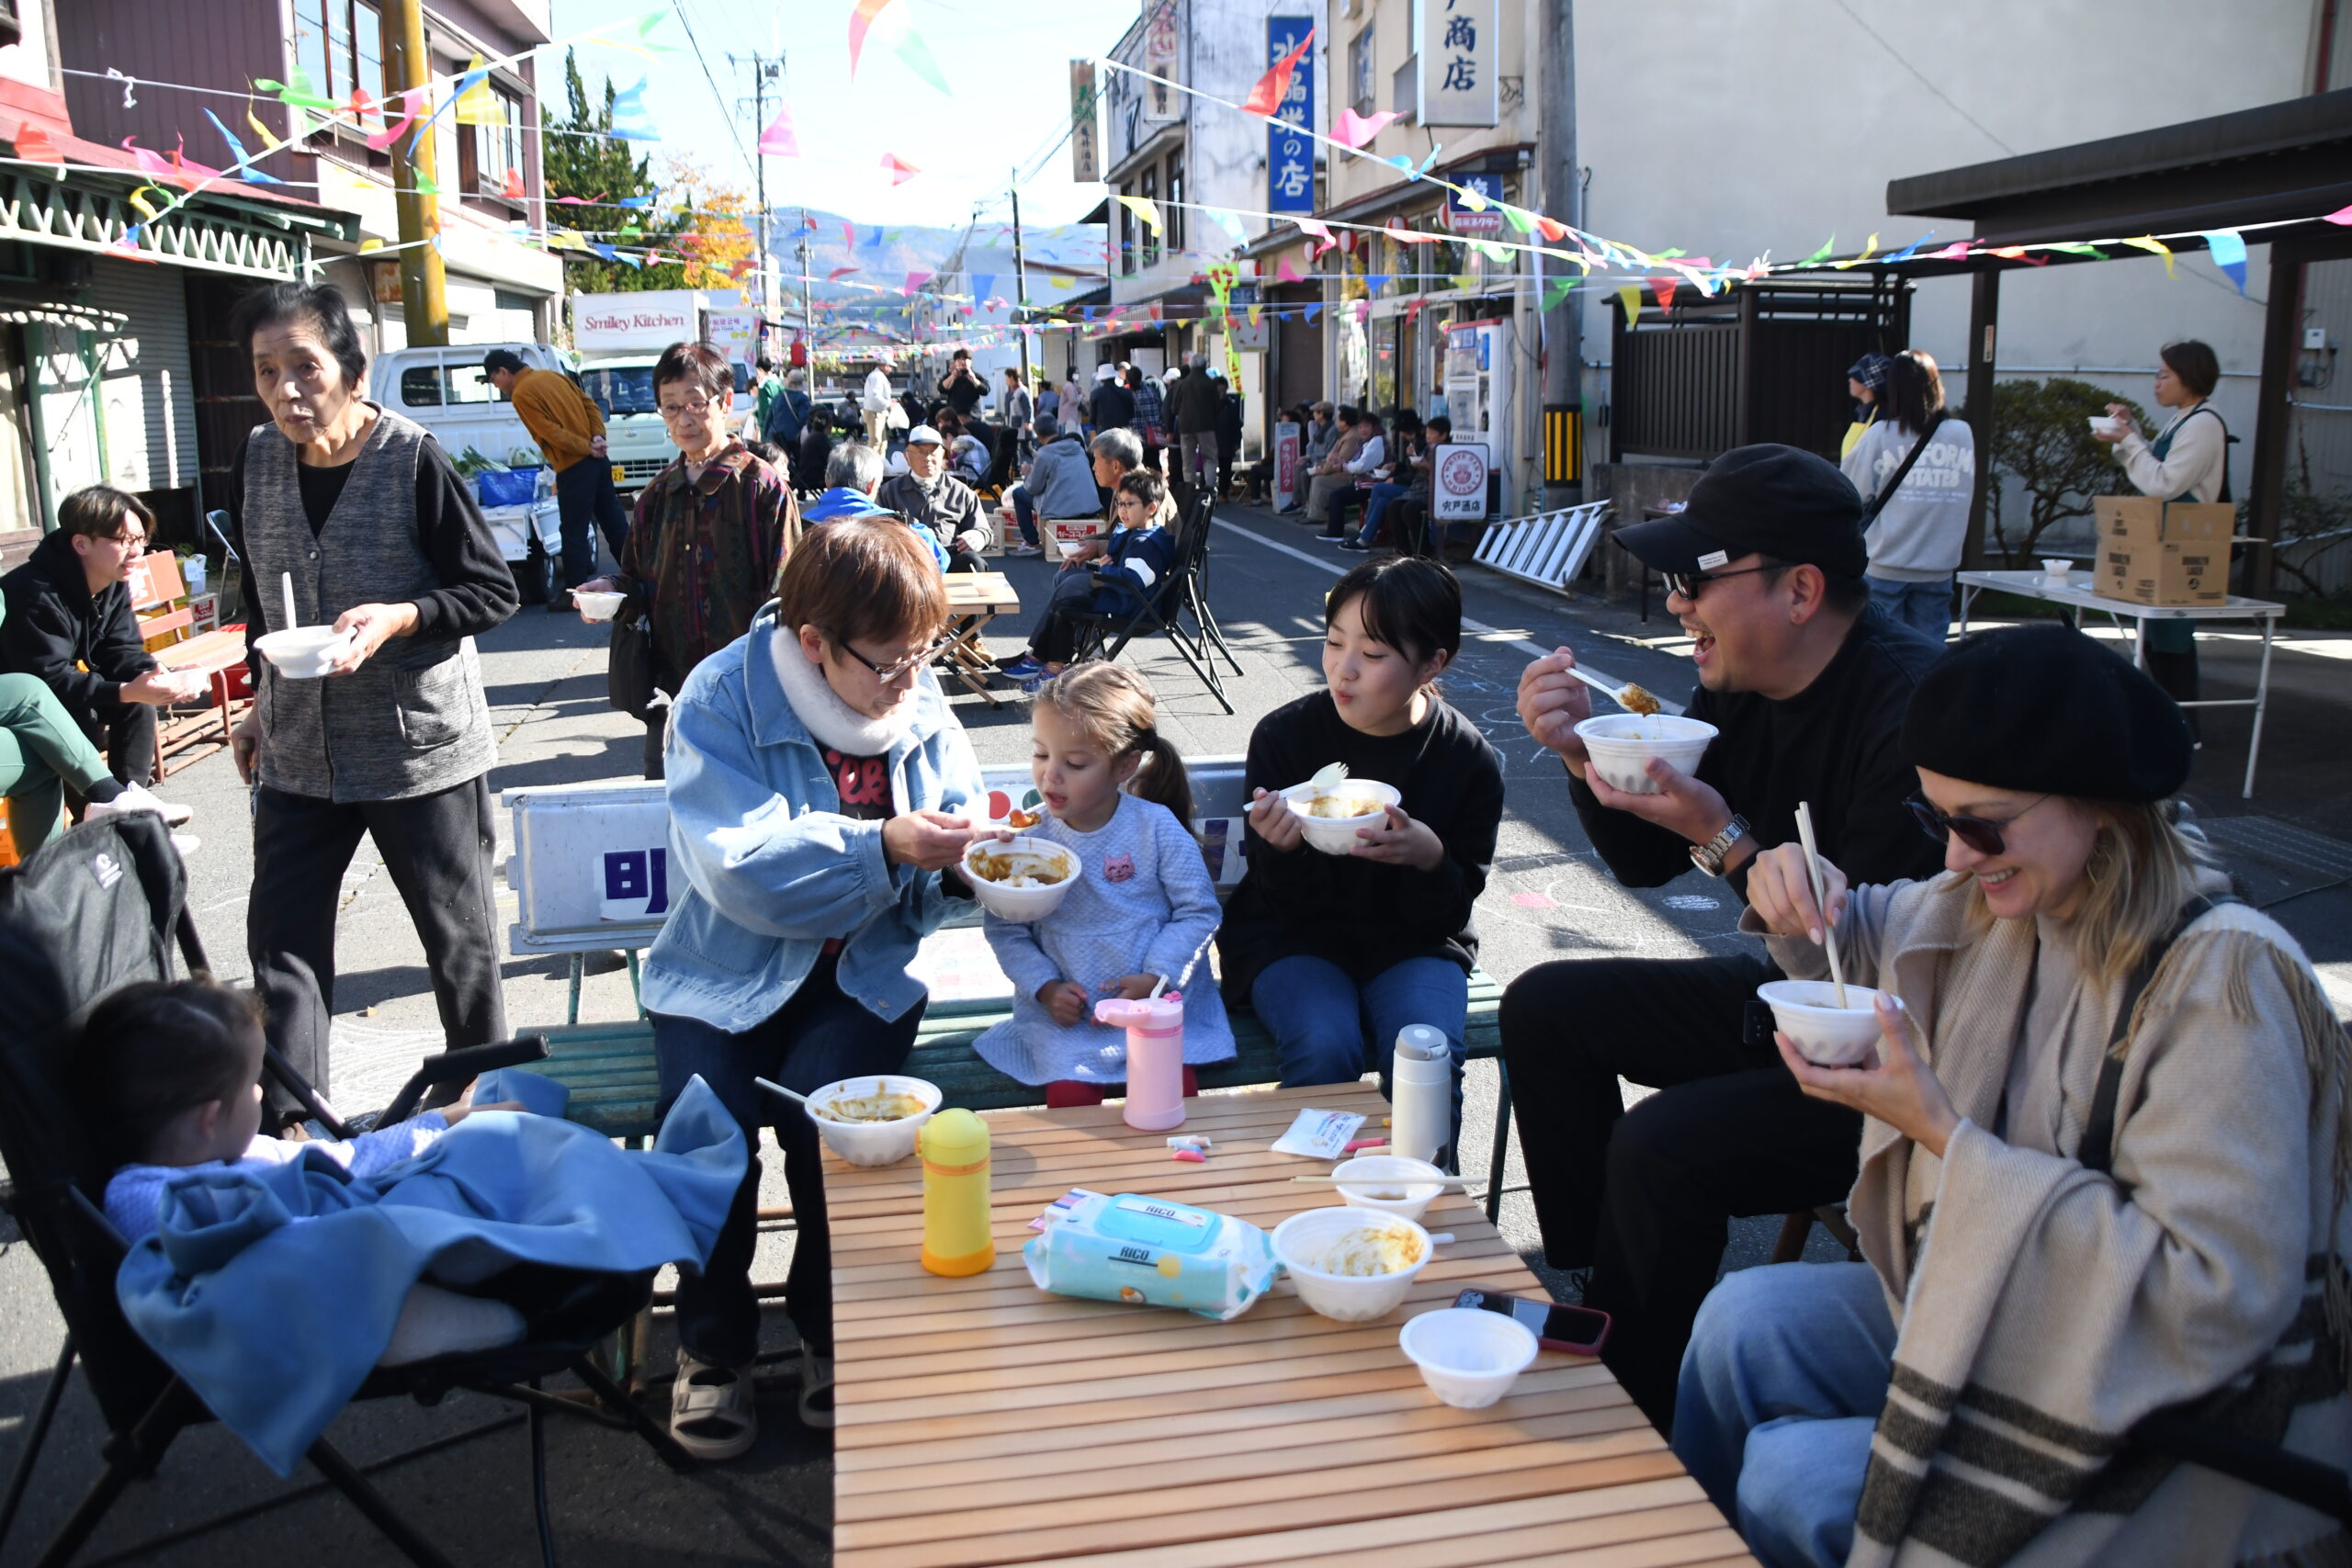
[{"left": 1905, "top": 793, "right": 2052, "bottom": 856}]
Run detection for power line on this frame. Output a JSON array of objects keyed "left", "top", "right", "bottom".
[
  {"left": 1829, "top": 0, "right": 2014, "bottom": 156},
  {"left": 669, "top": 0, "right": 756, "bottom": 181}
]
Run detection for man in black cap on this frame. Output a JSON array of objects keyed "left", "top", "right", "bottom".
[{"left": 1503, "top": 443, "right": 1948, "bottom": 1432}]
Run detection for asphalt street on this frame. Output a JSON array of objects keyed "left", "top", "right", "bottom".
[{"left": 3, "top": 501, "right": 2346, "bottom": 1566}]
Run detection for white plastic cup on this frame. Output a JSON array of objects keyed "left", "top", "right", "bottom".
[
  {"left": 1573, "top": 714, "right": 1718, "bottom": 796},
  {"left": 1757, "top": 979, "right": 1890, "bottom": 1066},
  {"left": 1399, "top": 1307, "right": 1540, "bottom": 1408},
  {"left": 2040, "top": 558, "right": 2071, "bottom": 583},
  {"left": 1331, "top": 1155, "right": 1449, "bottom": 1223},
  {"left": 800, "top": 1075, "right": 942, "bottom": 1167},
  {"left": 1272, "top": 1208, "right": 1432, "bottom": 1323},
  {"left": 1280, "top": 779, "right": 1404, "bottom": 856},
  {"left": 254, "top": 626, "right": 355, "bottom": 679}
]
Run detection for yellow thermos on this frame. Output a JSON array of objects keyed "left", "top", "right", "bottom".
[{"left": 919, "top": 1108, "right": 995, "bottom": 1277}]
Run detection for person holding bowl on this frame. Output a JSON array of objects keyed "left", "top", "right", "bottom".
[
  {"left": 1502, "top": 444, "right": 1946, "bottom": 1430},
  {"left": 573, "top": 342, "right": 798, "bottom": 780},
  {"left": 2093, "top": 339, "right": 2230, "bottom": 732},
  {"left": 1216, "top": 557, "right": 1504, "bottom": 1161},
  {"left": 223, "top": 281, "right": 517, "bottom": 1129},
  {"left": 1676, "top": 622, "right": 2348, "bottom": 1567},
  {"left": 643, "top": 518, "right": 991, "bottom": 1450}
]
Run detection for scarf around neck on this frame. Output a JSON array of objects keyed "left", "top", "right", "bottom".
[{"left": 768, "top": 628, "right": 914, "bottom": 757}]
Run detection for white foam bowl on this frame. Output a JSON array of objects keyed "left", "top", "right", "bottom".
[
  {"left": 574, "top": 590, "right": 626, "bottom": 621},
  {"left": 962, "top": 835, "right": 1080, "bottom": 922},
  {"left": 2040, "top": 558, "right": 2071, "bottom": 581},
  {"left": 2087, "top": 415, "right": 2121, "bottom": 437},
  {"left": 1281, "top": 779, "right": 1403, "bottom": 856},
  {"left": 1330, "top": 1155, "right": 1449, "bottom": 1223},
  {"left": 1758, "top": 979, "right": 1890, "bottom": 1067},
  {"left": 1573, "top": 714, "right": 1717, "bottom": 795},
  {"left": 1055, "top": 538, "right": 1092, "bottom": 559},
  {"left": 254, "top": 626, "right": 352, "bottom": 679},
  {"left": 803, "top": 1074, "right": 942, "bottom": 1167},
  {"left": 1399, "top": 1307, "right": 1540, "bottom": 1408},
  {"left": 1271, "top": 1207, "right": 1432, "bottom": 1323}
]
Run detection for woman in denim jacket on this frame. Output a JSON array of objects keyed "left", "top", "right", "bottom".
[{"left": 643, "top": 518, "right": 989, "bottom": 1452}]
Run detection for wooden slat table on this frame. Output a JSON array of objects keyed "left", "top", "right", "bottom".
[
  {"left": 942, "top": 571, "right": 1022, "bottom": 708},
  {"left": 826, "top": 1084, "right": 1752, "bottom": 1568}
]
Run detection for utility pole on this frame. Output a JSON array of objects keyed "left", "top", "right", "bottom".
[
  {"left": 730, "top": 52, "right": 784, "bottom": 318},
  {"left": 382, "top": 0, "right": 447, "bottom": 345},
  {"left": 1009, "top": 167, "right": 1034, "bottom": 389},
  {"left": 797, "top": 206, "right": 814, "bottom": 357},
  {"left": 1537, "top": 0, "right": 1580, "bottom": 503}
]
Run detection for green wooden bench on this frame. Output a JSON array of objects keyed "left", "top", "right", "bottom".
[{"left": 531, "top": 969, "right": 1516, "bottom": 1216}]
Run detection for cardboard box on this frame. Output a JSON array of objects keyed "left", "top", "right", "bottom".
[
  {"left": 2094, "top": 497, "right": 2233, "bottom": 606},
  {"left": 1044, "top": 516, "right": 1107, "bottom": 559}
]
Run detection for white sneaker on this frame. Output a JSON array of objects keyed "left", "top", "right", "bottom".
[{"left": 87, "top": 783, "right": 194, "bottom": 828}]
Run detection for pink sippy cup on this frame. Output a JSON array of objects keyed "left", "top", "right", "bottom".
[{"left": 1095, "top": 991, "right": 1186, "bottom": 1131}]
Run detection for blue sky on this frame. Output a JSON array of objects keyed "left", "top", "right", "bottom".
[{"left": 551, "top": 0, "right": 1140, "bottom": 236}]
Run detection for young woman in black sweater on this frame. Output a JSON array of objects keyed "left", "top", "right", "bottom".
[{"left": 1216, "top": 558, "right": 1505, "bottom": 1157}]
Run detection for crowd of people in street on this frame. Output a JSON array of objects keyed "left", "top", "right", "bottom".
[{"left": 2, "top": 276, "right": 2340, "bottom": 1568}]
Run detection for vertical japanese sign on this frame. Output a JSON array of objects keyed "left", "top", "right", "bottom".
[
  {"left": 1419, "top": 0, "right": 1498, "bottom": 128},
  {"left": 1070, "top": 60, "right": 1101, "bottom": 182},
  {"left": 1142, "top": 0, "right": 1183, "bottom": 122},
  {"left": 1266, "top": 15, "right": 1316, "bottom": 214}
]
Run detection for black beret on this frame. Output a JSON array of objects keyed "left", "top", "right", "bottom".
[{"left": 1902, "top": 624, "right": 2193, "bottom": 802}]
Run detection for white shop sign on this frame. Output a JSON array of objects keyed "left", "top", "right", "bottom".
[{"left": 1430, "top": 442, "right": 1490, "bottom": 522}]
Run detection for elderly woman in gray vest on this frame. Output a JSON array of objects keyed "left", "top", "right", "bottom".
[{"left": 224, "top": 282, "right": 518, "bottom": 1124}]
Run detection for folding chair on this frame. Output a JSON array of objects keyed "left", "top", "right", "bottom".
[
  {"left": 1068, "top": 490, "right": 1242, "bottom": 714},
  {"left": 0, "top": 816, "right": 694, "bottom": 1568}
]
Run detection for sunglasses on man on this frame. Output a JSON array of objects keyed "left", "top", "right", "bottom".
[
  {"left": 1905, "top": 793, "right": 2052, "bottom": 857},
  {"left": 1659, "top": 561, "right": 1784, "bottom": 602}
]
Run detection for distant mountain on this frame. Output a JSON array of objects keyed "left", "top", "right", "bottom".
[{"left": 763, "top": 206, "right": 1102, "bottom": 316}]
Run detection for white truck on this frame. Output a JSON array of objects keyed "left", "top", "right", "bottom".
[
  {"left": 571, "top": 289, "right": 768, "bottom": 492},
  {"left": 374, "top": 341, "right": 564, "bottom": 604}
]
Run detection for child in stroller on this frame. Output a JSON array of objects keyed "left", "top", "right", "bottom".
[{"left": 76, "top": 976, "right": 522, "bottom": 1244}]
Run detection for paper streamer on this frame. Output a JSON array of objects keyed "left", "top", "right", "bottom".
[
  {"left": 1115, "top": 194, "right": 1163, "bottom": 234},
  {"left": 1332, "top": 107, "right": 1397, "bottom": 148},
  {"left": 882, "top": 152, "right": 921, "bottom": 185},
  {"left": 2199, "top": 229, "right": 2247, "bottom": 293},
  {"left": 1243, "top": 28, "right": 1315, "bottom": 117},
  {"left": 756, "top": 103, "right": 799, "bottom": 157}
]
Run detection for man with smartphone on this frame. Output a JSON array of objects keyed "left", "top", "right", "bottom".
[{"left": 1506, "top": 445, "right": 1946, "bottom": 1430}]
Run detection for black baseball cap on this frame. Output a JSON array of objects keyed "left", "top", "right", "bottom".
[{"left": 1611, "top": 444, "right": 1868, "bottom": 581}]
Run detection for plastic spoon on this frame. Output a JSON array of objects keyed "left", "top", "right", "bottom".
[
  {"left": 754, "top": 1077, "right": 811, "bottom": 1108},
  {"left": 1794, "top": 800, "right": 1849, "bottom": 1008},
  {"left": 1305, "top": 760, "right": 1350, "bottom": 794},
  {"left": 281, "top": 570, "right": 297, "bottom": 634},
  {"left": 1560, "top": 660, "right": 1661, "bottom": 726}
]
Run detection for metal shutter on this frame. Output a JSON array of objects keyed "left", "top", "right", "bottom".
[{"left": 88, "top": 257, "right": 201, "bottom": 494}]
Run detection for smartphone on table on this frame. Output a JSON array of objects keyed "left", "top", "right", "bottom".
[{"left": 1453, "top": 1288, "right": 1611, "bottom": 1355}]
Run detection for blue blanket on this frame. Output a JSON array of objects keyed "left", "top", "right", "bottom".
[{"left": 117, "top": 1077, "right": 744, "bottom": 1475}]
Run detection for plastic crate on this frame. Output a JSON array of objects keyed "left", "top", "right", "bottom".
[{"left": 473, "top": 468, "right": 542, "bottom": 508}]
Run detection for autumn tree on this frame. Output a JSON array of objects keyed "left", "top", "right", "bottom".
[{"left": 659, "top": 156, "right": 757, "bottom": 291}]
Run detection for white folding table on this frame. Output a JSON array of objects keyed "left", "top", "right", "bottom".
[{"left": 1955, "top": 570, "right": 2286, "bottom": 798}]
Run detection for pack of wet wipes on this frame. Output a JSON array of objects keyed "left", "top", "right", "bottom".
[{"left": 1021, "top": 1192, "right": 1276, "bottom": 1321}]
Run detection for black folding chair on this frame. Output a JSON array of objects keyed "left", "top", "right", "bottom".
[
  {"left": 1068, "top": 489, "right": 1243, "bottom": 714},
  {"left": 0, "top": 816, "right": 694, "bottom": 1568}
]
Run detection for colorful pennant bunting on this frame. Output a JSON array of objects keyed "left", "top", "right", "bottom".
[{"left": 1243, "top": 27, "right": 1315, "bottom": 117}]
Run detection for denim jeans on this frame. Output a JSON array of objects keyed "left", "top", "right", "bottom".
[
  {"left": 556, "top": 457, "right": 629, "bottom": 590},
  {"left": 652, "top": 955, "right": 923, "bottom": 1363},
  {"left": 1864, "top": 575, "right": 1951, "bottom": 642},
  {"left": 1353, "top": 481, "right": 1416, "bottom": 546},
  {"left": 1009, "top": 486, "right": 1041, "bottom": 547},
  {"left": 1249, "top": 954, "right": 1468, "bottom": 1162},
  {"left": 1673, "top": 1262, "right": 1894, "bottom": 1568}
]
